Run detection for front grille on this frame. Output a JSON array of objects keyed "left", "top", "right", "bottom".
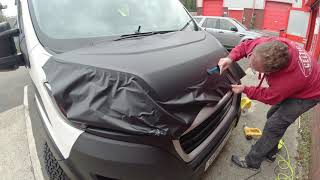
[
  {"left": 179, "top": 95, "right": 233, "bottom": 154},
  {"left": 96, "top": 175, "right": 119, "bottom": 180}
]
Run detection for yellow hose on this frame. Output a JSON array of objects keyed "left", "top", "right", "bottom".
[{"left": 275, "top": 140, "right": 295, "bottom": 180}]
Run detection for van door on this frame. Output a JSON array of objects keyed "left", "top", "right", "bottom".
[
  {"left": 203, "top": 18, "right": 224, "bottom": 44},
  {"left": 218, "top": 19, "right": 242, "bottom": 48}
]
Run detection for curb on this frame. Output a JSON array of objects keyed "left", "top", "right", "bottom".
[
  {"left": 311, "top": 105, "right": 320, "bottom": 180},
  {"left": 24, "top": 85, "right": 45, "bottom": 180}
]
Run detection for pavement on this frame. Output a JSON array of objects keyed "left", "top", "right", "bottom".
[
  {"left": 0, "top": 68, "right": 38, "bottom": 180},
  {"left": 0, "top": 105, "right": 34, "bottom": 180},
  {"left": 0, "top": 63, "right": 302, "bottom": 180}
]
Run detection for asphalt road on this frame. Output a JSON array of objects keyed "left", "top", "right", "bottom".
[{"left": 0, "top": 68, "right": 30, "bottom": 112}]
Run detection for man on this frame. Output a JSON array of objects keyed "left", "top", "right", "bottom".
[{"left": 218, "top": 37, "right": 320, "bottom": 170}]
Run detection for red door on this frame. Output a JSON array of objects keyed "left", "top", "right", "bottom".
[
  {"left": 263, "top": 1, "right": 291, "bottom": 31},
  {"left": 203, "top": 0, "right": 223, "bottom": 16},
  {"left": 229, "top": 10, "right": 243, "bottom": 22}
]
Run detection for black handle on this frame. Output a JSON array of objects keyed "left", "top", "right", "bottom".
[{"left": 0, "top": 28, "right": 20, "bottom": 39}]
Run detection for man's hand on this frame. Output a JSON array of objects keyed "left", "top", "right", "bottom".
[
  {"left": 231, "top": 84, "right": 245, "bottom": 94},
  {"left": 218, "top": 57, "right": 233, "bottom": 74}
]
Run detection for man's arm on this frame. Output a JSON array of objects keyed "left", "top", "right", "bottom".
[
  {"left": 228, "top": 39, "right": 255, "bottom": 61},
  {"left": 228, "top": 37, "right": 274, "bottom": 61},
  {"left": 243, "top": 80, "right": 304, "bottom": 105},
  {"left": 244, "top": 86, "right": 284, "bottom": 105}
]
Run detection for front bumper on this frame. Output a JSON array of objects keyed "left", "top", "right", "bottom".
[{"left": 37, "top": 93, "right": 241, "bottom": 180}]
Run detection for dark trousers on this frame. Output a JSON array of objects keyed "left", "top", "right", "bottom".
[{"left": 245, "top": 98, "right": 319, "bottom": 167}]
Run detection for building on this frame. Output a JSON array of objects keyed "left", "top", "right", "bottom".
[
  {"left": 197, "top": 0, "right": 320, "bottom": 59},
  {"left": 303, "top": 0, "right": 320, "bottom": 60},
  {"left": 0, "top": 3, "right": 6, "bottom": 22},
  {"left": 197, "top": 0, "right": 303, "bottom": 30}
]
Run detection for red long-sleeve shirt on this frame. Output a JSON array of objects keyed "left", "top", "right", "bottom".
[{"left": 228, "top": 37, "right": 320, "bottom": 105}]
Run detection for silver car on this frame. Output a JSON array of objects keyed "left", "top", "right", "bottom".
[{"left": 194, "top": 16, "right": 264, "bottom": 50}]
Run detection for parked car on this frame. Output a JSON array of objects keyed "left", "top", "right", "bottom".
[
  {"left": 0, "top": 0, "right": 245, "bottom": 180},
  {"left": 194, "top": 16, "right": 264, "bottom": 50}
]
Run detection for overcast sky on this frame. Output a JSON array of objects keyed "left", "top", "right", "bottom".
[{"left": 1, "top": 0, "right": 17, "bottom": 17}]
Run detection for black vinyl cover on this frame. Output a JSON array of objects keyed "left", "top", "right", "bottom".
[{"left": 43, "top": 31, "right": 244, "bottom": 138}]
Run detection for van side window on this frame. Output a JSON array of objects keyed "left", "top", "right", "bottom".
[
  {"left": 220, "top": 19, "right": 237, "bottom": 31},
  {"left": 204, "top": 18, "right": 218, "bottom": 29}
]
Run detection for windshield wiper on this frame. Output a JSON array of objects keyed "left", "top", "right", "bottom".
[
  {"left": 180, "top": 19, "right": 194, "bottom": 31},
  {"left": 114, "top": 30, "right": 177, "bottom": 41}
]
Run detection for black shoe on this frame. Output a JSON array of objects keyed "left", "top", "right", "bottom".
[
  {"left": 265, "top": 154, "right": 277, "bottom": 163},
  {"left": 231, "top": 155, "right": 260, "bottom": 171},
  {"left": 265, "top": 148, "right": 279, "bottom": 163}
]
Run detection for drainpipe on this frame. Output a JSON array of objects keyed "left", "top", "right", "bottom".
[
  {"left": 197, "top": 0, "right": 203, "bottom": 15},
  {"left": 250, "top": 0, "right": 256, "bottom": 29}
]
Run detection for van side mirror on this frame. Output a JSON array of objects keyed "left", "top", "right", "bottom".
[
  {"left": 230, "top": 27, "right": 238, "bottom": 32},
  {"left": 0, "top": 22, "right": 25, "bottom": 71}
]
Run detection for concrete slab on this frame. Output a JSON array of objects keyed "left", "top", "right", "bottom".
[
  {"left": 202, "top": 70, "right": 300, "bottom": 180},
  {"left": 0, "top": 105, "right": 35, "bottom": 180}
]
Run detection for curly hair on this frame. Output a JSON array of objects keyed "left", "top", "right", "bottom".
[{"left": 253, "top": 40, "right": 289, "bottom": 73}]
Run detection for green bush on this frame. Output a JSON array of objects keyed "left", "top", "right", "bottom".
[{"left": 180, "top": 0, "right": 196, "bottom": 12}]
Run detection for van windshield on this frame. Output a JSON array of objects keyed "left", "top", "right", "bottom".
[{"left": 30, "top": 0, "right": 193, "bottom": 39}]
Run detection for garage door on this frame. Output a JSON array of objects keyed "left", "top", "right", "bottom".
[
  {"left": 263, "top": 1, "right": 291, "bottom": 31},
  {"left": 203, "top": 0, "right": 223, "bottom": 16},
  {"left": 229, "top": 10, "right": 243, "bottom": 22}
]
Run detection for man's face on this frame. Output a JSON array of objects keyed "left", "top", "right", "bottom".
[{"left": 248, "top": 52, "right": 265, "bottom": 73}]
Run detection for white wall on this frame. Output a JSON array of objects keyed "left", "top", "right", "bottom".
[
  {"left": 223, "top": 0, "right": 265, "bottom": 10},
  {"left": 1, "top": 0, "right": 17, "bottom": 17},
  {"left": 268, "top": 0, "right": 293, "bottom": 3},
  {"left": 197, "top": 0, "right": 203, "bottom": 7},
  {"left": 292, "top": 0, "right": 303, "bottom": 8}
]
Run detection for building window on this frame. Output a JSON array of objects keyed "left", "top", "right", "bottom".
[{"left": 287, "top": 10, "right": 310, "bottom": 38}]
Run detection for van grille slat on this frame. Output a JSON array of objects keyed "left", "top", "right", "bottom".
[{"left": 179, "top": 96, "right": 233, "bottom": 154}]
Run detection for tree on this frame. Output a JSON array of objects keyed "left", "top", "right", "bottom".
[
  {"left": 180, "top": 0, "right": 196, "bottom": 12},
  {"left": 0, "top": 3, "right": 7, "bottom": 23}
]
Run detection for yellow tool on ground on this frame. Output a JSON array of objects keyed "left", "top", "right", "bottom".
[
  {"left": 241, "top": 97, "right": 252, "bottom": 115},
  {"left": 277, "top": 139, "right": 284, "bottom": 150},
  {"left": 243, "top": 124, "right": 262, "bottom": 140}
]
